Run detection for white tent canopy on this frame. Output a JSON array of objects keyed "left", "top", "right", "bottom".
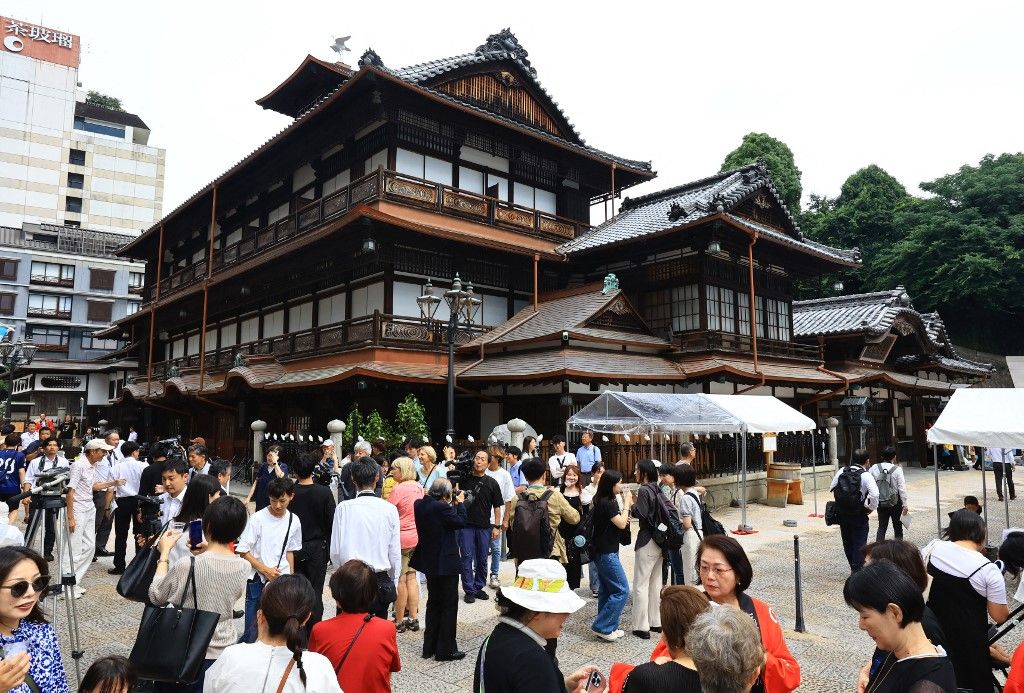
[
  {"left": 927, "top": 388, "right": 1024, "bottom": 449},
  {"left": 567, "top": 392, "right": 816, "bottom": 435}
]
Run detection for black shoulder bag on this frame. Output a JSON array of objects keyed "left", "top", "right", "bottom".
[
  {"left": 116, "top": 521, "right": 169, "bottom": 605},
  {"left": 334, "top": 613, "right": 374, "bottom": 674},
  {"left": 129, "top": 557, "right": 220, "bottom": 683}
]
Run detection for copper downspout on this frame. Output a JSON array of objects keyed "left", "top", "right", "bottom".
[
  {"left": 610, "top": 164, "right": 617, "bottom": 217},
  {"left": 533, "top": 254, "right": 539, "bottom": 310},
  {"left": 146, "top": 223, "right": 165, "bottom": 397},
  {"left": 198, "top": 186, "right": 218, "bottom": 392},
  {"left": 800, "top": 338, "right": 853, "bottom": 410},
  {"left": 733, "top": 228, "right": 764, "bottom": 393}
]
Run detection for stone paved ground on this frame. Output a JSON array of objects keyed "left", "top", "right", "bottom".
[{"left": 40, "top": 466, "right": 1024, "bottom": 691}]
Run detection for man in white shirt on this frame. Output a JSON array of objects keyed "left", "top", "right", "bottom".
[
  {"left": 158, "top": 459, "right": 189, "bottom": 527},
  {"left": 21, "top": 438, "right": 70, "bottom": 560},
  {"left": 187, "top": 445, "right": 211, "bottom": 480},
  {"left": 65, "top": 438, "right": 121, "bottom": 597},
  {"left": 870, "top": 446, "right": 909, "bottom": 541},
  {"left": 93, "top": 431, "right": 123, "bottom": 557},
  {"left": 830, "top": 449, "right": 879, "bottom": 573},
  {"left": 329, "top": 456, "right": 400, "bottom": 619},
  {"left": 19, "top": 422, "right": 38, "bottom": 451},
  {"left": 546, "top": 435, "right": 577, "bottom": 483},
  {"left": 107, "top": 441, "right": 149, "bottom": 575},
  {"left": 485, "top": 450, "right": 515, "bottom": 589},
  {"left": 987, "top": 447, "right": 1016, "bottom": 502},
  {"left": 237, "top": 475, "right": 302, "bottom": 643}
]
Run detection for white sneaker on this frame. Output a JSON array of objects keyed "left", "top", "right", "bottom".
[
  {"left": 612, "top": 629, "right": 624, "bottom": 638},
  {"left": 488, "top": 576, "right": 500, "bottom": 589},
  {"left": 595, "top": 629, "right": 622, "bottom": 642}
]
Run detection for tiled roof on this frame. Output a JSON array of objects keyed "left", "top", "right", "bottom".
[
  {"left": 462, "top": 286, "right": 669, "bottom": 350},
  {"left": 362, "top": 30, "right": 652, "bottom": 174},
  {"left": 459, "top": 348, "right": 687, "bottom": 381},
  {"left": 75, "top": 101, "right": 148, "bottom": 130},
  {"left": 557, "top": 161, "right": 858, "bottom": 265},
  {"left": 793, "top": 288, "right": 993, "bottom": 375}
]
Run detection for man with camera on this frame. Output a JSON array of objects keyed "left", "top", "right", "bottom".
[
  {"left": 457, "top": 450, "right": 503, "bottom": 603},
  {"left": 20, "top": 436, "right": 68, "bottom": 560}
]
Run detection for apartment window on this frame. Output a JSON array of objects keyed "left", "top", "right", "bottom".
[
  {"left": 65, "top": 196, "right": 83, "bottom": 213},
  {"left": 89, "top": 269, "right": 115, "bottom": 290},
  {"left": 73, "top": 117, "right": 125, "bottom": 139},
  {"left": 86, "top": 300, "right": 113, "bottom": 322},
  {"left": 26, "top": 325, "right": 70, "bottom": 349},
  {"left": 126, "top": 301, "right": 141, "bottom": 316},
  {"left": 30, "top": 262, "right": 74, "bottom": 286},
  {"left": 128, "top": 272, "right": 144, "bottom": 292},
  {"left": 81, "top": 332, "right": 120, "bottom": 351},
  {"left": 69, "top": 149, "right": 86, "bottom": 166},
  {"left": 67, "top": 172, "right": 84, "bottom": 190},
  {"left": 705, "top": 285, "right": 736, "bottom": 333},
  {"left": 0, "top": 293, "right": 14, "bottom": 316},
  {"left": 28, "top": 294, "right": 72, "bottom": 319},
  {"left": 0, "top": 260, "right": 18, "bottom": 281},
  {"left": 63, "top": 220, "right": 81, "bottom": 228}
]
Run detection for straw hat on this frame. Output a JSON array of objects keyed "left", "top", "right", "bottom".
[{"left": 502, "top": 559, "right": 586, "bottom": 614}]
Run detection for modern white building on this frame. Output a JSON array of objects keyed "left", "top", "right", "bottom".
[{"left": 0, "top": 16, "right": 165, "bottom": 235}]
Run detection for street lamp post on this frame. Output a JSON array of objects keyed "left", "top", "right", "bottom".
[
  {"left": 0, "top": 339, "right": 38, "bottom": 420},
  {"left": 417, "top": 275, "right": 481, "bottom": 438}
]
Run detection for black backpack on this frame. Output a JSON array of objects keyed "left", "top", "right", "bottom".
[
  {"left": 685, "top": 491, "right": 726, "bottom": 538},
  {"left": 833, "top": 465, "right": 864, "bottom": 515},
  {"left": 508, "top": 490, "right": 555, "bottom": 562},
  {"left": 643, "top": 484, "right": 685, "bottom": 550}
]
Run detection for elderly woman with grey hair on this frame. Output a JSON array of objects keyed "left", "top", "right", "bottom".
[
  {"left": 410, "top": 478, "right": 469, "bottom": 660},
  {"left": 689, "top": 604, "right": 766, "bottom": 693}
]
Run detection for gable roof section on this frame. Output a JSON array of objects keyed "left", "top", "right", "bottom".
[
  {"left": 463, "top": 284, "right": 669, "bottom": 350},
  {"left": 557, "top": 160, "right": 859, "bottom": 266},
  {"left": 793, "top": 287, "right": 993, "bottom": 375},
  {"left": 255, "top": 54, "right": 354, "bottom": 118}
]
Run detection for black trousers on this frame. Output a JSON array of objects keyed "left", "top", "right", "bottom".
[
  {"left": 112, "top": 497, "right": 138, "bottom": 570},
  {"left": 93, "top": 490, "right": 113, "bottom": 551},
  {"left": 995, "top": 463, "right": 1015, "bottom": 499},
  {"left": 371, "top": 570, "right": 397, "bottom": 620},
  {"left": 27, "top": 507, "right": 56, "bottom": 556},
  {"left": 294, "top": 540, "right": 328, "bottom": 635},
  {"left": 423, "top": 574, "right": 459, "bottom": 658},
  {"left": 875, "top": 502, "right": 903, "bottom": 541}
]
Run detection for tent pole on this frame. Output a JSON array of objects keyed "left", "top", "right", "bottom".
[
  {"left": 739, "top": 426, "right": 752, "bottom": 532},
  {"left": 981, "top": 447, "right": 988, "bottom": 530},
  {"left": 934, "top": 445, "right": 941, "bottom": 539},
  {"left": 810, "top": 431, "right": 820, "bottom": 518},
  {"left": 1003, "top": 449, "right": 1010, "bottom": 530}
]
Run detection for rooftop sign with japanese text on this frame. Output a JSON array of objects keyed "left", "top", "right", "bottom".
[{"left": 2, "top": 16, "right": 80, "bottom": 69}]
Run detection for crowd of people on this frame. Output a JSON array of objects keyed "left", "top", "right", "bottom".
[{"left": 2, "top": 417, "right": 1024, "bottom": 692}]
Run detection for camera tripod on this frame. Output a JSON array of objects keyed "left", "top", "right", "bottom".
[{"left": 24, "top": 492, "right": 84, "bottom": 685}]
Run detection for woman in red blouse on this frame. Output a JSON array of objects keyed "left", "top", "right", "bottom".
[{"left": 309, "top": 560, "right": 401, "bottom": 693}]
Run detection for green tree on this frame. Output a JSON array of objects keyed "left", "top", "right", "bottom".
[
  {"left": 393, "top": 393, "right": 429, "bottom": 444},
  {"left": 872, "top": 154, "right": 1024, "bottom": 351},
  {"left": 343, "top": 403, "right": 363, "bottom": 447},
  {"left": 85, "top": 91, "right": 124, "bottom": 111},
  {"left": 720, "top": 133, "right": 802, "bottom": 212},
  {"left": 362, "top": 409, "right": 394, "bottom": 445}
]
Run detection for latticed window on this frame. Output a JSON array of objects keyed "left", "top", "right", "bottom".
[
  {"left": 643, "top": 284, "right": 699, "bottom": 335},
  {"left": 705, "top": 285, "right": 736, "bottom": 333}
]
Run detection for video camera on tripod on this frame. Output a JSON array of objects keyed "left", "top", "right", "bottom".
[
  {"left": 446, "top": 450, "right": 475, "bottom": 489},
  {"left": 152, "top": 436, "right": 187, "bottom": 465},
  {"left": 4, "top": 469, "right": 72, "bottom": 513},
  {"left": 135, "top": 494, "right": 165, "bottom": 538}
]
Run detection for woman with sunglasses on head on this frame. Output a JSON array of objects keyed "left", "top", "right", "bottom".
[
  {"left": 651, "top": 535, "right": 799, "bottom": 693},
  {"left": 0, "top": 546, "right": 68, "bottom": 692}
]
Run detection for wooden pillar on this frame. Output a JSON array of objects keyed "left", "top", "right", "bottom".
[{"left": 911, "top": 394, "right": 927, "bottom": 467}]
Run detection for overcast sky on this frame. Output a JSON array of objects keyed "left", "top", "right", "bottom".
[{"left": 14, "top": 0, "right": 1024, "bottom": 221}]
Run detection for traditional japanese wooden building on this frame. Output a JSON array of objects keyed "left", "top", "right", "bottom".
[{"left": 106, "top": 30, "right": 989, "bottom": 470}]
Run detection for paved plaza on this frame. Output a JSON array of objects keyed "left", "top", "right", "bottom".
[{"left": 41, "top": 466, "right": 1024, "bottom": 691}]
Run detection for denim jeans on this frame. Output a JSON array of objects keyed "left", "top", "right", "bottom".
[
  {"left": 241, "top": 577, "right": 264, "bottom": 643},
  {"left": 839, "top": 514, "right": 869, "bottom": 573},
  {"left": 459, "top": 526, "right": 491, "bottom": 594},
  {"left": 591, "top": 552, "right": 629, "bottom": 635},
  {"left": 489, "top": 534, "right": 501, "bottom": 578}
]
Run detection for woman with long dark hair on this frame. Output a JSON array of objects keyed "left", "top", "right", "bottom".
[
  {"left": 204, "top": 574, "right": 340, "bottom": 692},
  {"left": 630, "top": 459, "right": 664, "bottom": 639},
  {"left": 0, "top": 546, "right": 67, "bottom": 692},
  {"left": 166, "top": 473, "right": 221, "bottom": 567},
  {"left": 590, "top": 468, "right": 632, "bottom": 642},
  {"left": 558, "top": 465, "right": 588, "bottom": 590}
]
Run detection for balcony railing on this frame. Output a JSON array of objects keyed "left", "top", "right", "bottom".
[
  {"left": 26, "top": 307, "right": 71, "bottom": 320},
  {"left": 29, "top": 275, "right": 74, "bottom": 288},
  {"left": 146, "top": 168, "right": 589, "bottom": 306},
  {"left": 146, "top": 312, "right": 487, "bottom": 381},
  {"left": 676, "top": 330, "right": 819, "bottom": 360}
]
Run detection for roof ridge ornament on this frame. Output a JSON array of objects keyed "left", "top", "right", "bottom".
[
  {"left": 358, "top": 48, "right": 384, "bottom": 68},
  {"left": 667, "top": 202, "right": 687, "bottom": 222},
  {"left": 477, "top": 28, "right": 536, "bottom": 76},
  {"left": 602, "top": 273, "right": 619, "bottom": 294},
  {"left": 754, "top": 157, "right": 770, "bottom": 175}
]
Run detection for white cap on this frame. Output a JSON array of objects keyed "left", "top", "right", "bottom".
[{"left": 84, "top": 439, "right": 114, "bottom": 451}]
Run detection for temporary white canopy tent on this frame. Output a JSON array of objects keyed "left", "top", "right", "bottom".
[
  {"left": 927, "top": 388, "right": 1024, "bottom": 535},
  {"left": 569, "top": 392, "right": 817, "bottom": 531}
]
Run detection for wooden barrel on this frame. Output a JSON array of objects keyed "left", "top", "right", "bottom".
[{"left": 768, "top": 462, "right": 801, "bottom": 480}]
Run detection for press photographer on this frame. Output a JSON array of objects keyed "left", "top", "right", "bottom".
[
  {"left": 19, "top": 438, "right": 70, "bottom": 560},
  {"left": 454, "top": 450, "right": 503, "bottom": 604},
  {"left": 106, "top": 442, "right": 149, "bottom": 576}
]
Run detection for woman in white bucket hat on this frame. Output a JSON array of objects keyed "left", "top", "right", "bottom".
[{"left": 473, "top": 558, "right": 607, "bottom": 692}]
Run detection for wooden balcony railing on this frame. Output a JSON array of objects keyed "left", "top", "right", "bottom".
[
  {"left": 145, "top": 168, "right": 589, "bottom": 306},
  {"left": 676, "top": 330, "right": 819, "bottom": 361},
  {"left": 26, "top": 308, "right": 71, "bottom": 320},
  {"left": 145, "top": 312, "right": 487, "bottom": 381}
]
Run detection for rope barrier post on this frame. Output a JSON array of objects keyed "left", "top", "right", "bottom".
[{"left": 794, "top": 535, "right": 806, "bottom": 633}]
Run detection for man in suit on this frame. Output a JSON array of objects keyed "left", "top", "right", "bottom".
[{"left": 410, "top": 477, "right": 468, "bottom": 662}]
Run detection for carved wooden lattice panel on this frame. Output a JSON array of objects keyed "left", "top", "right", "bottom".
[
  {"left": 538, "top": 216, "right": 575, "bottom": 239},
  {"left": 436, "top": 73, "right": 565, "bottom": 137},
  {"left": 320, "top": 327, "right": 345, "bottom": 348},
  {"left": 442, "top": 190, "right": 488, "bottom": 217},
  {"left": 382, "top": 321, "right": 432, "bottom": 344},
  {"left": 385, "top": 177, "right": 438, "bottom": 205},
  {"left": 494, "top": 206, "right": 533, "bottom": 229},
  {"left": 348, "top": 322, "right": 374, "bottom": 342}
]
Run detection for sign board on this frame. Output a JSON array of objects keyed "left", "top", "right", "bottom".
[
  {"left": 762, "top": 432, "right": 777, "bottom": 453},
  {"left": 2, "top": 17, "right": 80, "bottom": 69}
]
